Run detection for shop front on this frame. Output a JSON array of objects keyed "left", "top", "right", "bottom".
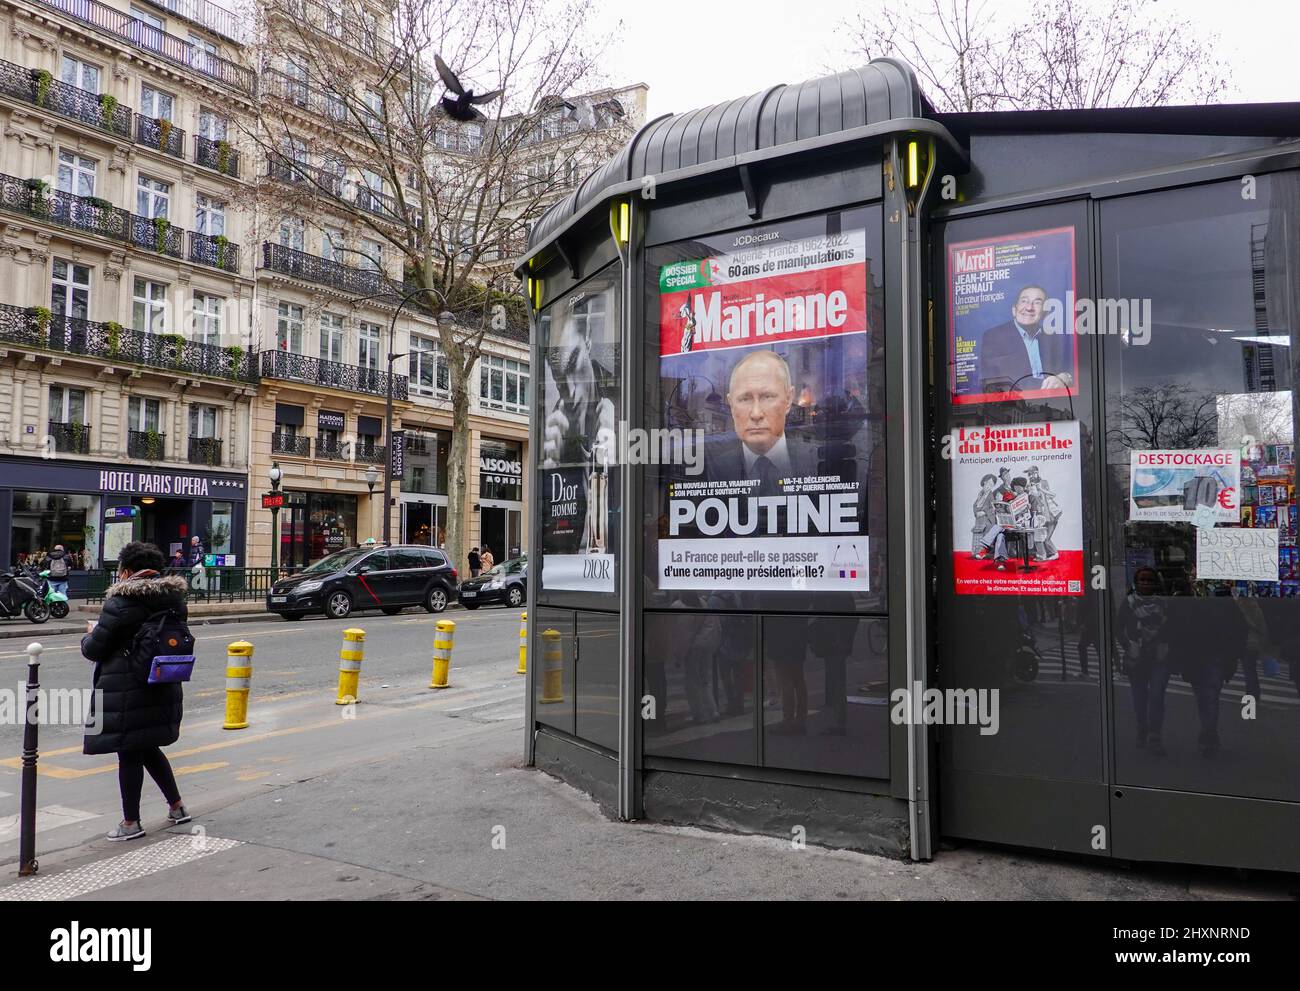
[
  {"left": 276, "top": 491, "right": 360, "bottom": 568},
  {"left": 516, "top": 59, "right": 1300, "bottom": 873},
  {"left": 0, "top": 458, "right": 248, "bottom": 590},
  {"left": 400, "top": 425, "right": 450, "bottom": 548},
  {"left": 478, "top": 437, "right": 524, "bottom": 561}
]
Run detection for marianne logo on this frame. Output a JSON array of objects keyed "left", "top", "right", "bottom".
[{"left": 50, "top": 923, "right": 152, "bottom": 971}]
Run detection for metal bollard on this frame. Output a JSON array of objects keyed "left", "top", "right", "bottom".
[
  {"left": 337, "top": 628, "right": 365, "bottom": 704},
  {"left": 430, "top": 619, "right": 455, "bottom": 689},
  {"left": 19, "top": 642, "right": 42, "bottom": 876},
  {"left": 539, "top": 628, "right": 563, "bottom": 704},
  {"left": 223, "top": 641, "right": 254, "bottom": 730},
  {"left": 517, "top": 611, "right": 527, "bottom": 675}
]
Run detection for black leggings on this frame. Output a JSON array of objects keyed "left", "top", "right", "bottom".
[{"left": 117, "top": 748, "right": 181, "bottom": 822}]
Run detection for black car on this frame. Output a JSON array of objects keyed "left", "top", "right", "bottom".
[
  {"left": 267, "top": 545, "right": 458, "bottom": 620},
  {"left": 457, "top": 555, "right": 527, "bottom": 609}
]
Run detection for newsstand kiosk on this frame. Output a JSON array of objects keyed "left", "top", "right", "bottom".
[{"left": 516, "top": 58, "right": 1300, "bottom": 873}]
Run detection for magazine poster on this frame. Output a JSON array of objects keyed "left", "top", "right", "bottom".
[
  {"left": 949, "top": 226, "right": 1078, "bottom": 405},
  {"left": 951, "top": 420, "right": 1084, "bottom": 595},
  {"left": 656, "top": 225, "right": 872, "bottom": 591}
]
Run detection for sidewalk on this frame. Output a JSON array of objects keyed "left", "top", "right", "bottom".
[{"left": 3, "top": 712, "right": 1293, "bottom": 901}]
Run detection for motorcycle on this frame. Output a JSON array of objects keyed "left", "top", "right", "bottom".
[
  {"left": 27, "top": 567, "right": 70, "bottom": 620},
  {"left": 0, "top": 569, "right": 50, "bottom": 623}
]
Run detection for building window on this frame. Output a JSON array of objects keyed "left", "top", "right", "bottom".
[
  {"left": 189, "top": 404, "right": 218, "bottom": 438},
  {"left": 284, "top": 57, "right": 308, "bottom": 105},
  {"left": 10, "top": 492, "right": 100, "bottom": 570},
  {"left": 359, "top": 322, "right": 381, "bottom": 369},
  {"left": 192, "top": 293, "right": 223, "bottom": 345},
  {"left": 319, "top": 312, "right": 345, "bottom": 362},
  {"left": 277, "top": 302, "right": 304, "bottom": 352},
  {"left": 195, "top": 193, "right": 226, "bottom": 235},
  {"left": 57, "top": 151, "right": 97, "bottom": 198},
  {"left": 132, "top": 278, "right": 167, "bottom": 334},
  {"left": 136, "top": 175, "right": 170, "bottom": 219},
  {"left": 279, "top": 216, "right": 305, "bottom": 251},
  {"left": 479, "top": 354, "right": 529, "bottom": 412},
  {"left": 188, "top": 34, "right": 217, "bottom": 72},
  {"left": 409, "top": 335, "right": 449, "bottom": 396},
  {"left": 322, "top": 227, "right": 346, "bottom": 263},
  {"left": 49, "top": 385, "right": 87, "bottom": 424},
  {"left": 360, "top": 237, "right": 383, "bottom": 273},
  {"left": 362, "top": 88, "right": 383, "bottom": 119},
  {"left": 402, "top": 428, "right": 449, "bottom": 495},
  {"left": 128, "top": 395, "right": 162, "bottom": 432},
  {"left": 140, "top": 84, "right": 174, "bottom": 121},
  {"left": 198, "top": 108, "right": 228, "bottom": 141},
  {"left": 60, "top": 55, "right": 99, "bottom": 93},
  {"left": 51, "top": 259, "right": 91, "bottom": 321}
]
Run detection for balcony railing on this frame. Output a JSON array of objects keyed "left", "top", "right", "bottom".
[
  {"left": 0, "top": 304, "right": 260, "bottom": 383},
  {"left": 129, "top": 213, "right": 185, "bottom": 257},
  {"left": 33, "top": 0, "right": 255, "bottom": 91},
  {"left": 263, "top": 70, "right": 354, "bottom": 127},
  {"left": 188, "top": 436, "right": 223, "bottom": 466},
  {"left": 134, "top": 114, "right": 186, "bottom": 158},
  {"left": 260, "top": 349, "right": 408, "bottom": 400},
  {"left": 0, "top": 59, "right": 134, "bottom": 138},
  {"left": 316, "top": 437, "right": 349, "bottom": 461},
  {"left": 134, "top": 0, "right": 249, "bottom": 45},
  {"left": 48, "top": 420, "right": 91, "bottom": 454},
  {"left": 261, "top": 242, "right": 397, "bottom": 296},
  {"left": 352, "top": 183, "right": 399, "bottom": 220},
  {"left": 195, "top": 134, "right": 239, "bottom": 177},
  {"left": 355, "top": 442, "right": 386, "bottom": 464},
  {"left": 127, "top": 430, "right": 167, "bottom": 460},
  {"left": 188, "top": 231, "right": 239, "bottom": 272},
  {"left": 0, "top": 173, "right": 132, "bottom": 241},
  {"left": 271, "top": 432, "right": 312, "bottom": 457},
  {"left": 266, "top": 154, "right": 345, "bottom": 197}
]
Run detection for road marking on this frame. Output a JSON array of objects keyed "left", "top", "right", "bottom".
[
  {"left": 0, "top": 790, "right": 11, "bottom": 799},
  {"left": 0, "top": 804, "right": 102, "bottom": 844},
  {"left": 235, "top": 770, "right": 271, "bottom": 782},
  {"left": 0, "top": 835, "right": 242, "bottom": 901},
  {"left": 172, "top": 761, "right": 229, "bottom": 776}
]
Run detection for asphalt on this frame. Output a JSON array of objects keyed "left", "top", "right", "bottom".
[{"left": 0, "top": 608, "right": 1295, "bottom": 900}]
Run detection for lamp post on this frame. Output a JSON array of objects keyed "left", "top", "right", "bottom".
[
  {"left": 365, "top": 466, "right": 379, "bottom": 543},
  {"left": 268, "top": 462, "right": 282, "bottom": 574}
]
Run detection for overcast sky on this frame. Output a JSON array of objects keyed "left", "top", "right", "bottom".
[{"left": 592, "top": 0, "right": 1300, "bottom": 119}]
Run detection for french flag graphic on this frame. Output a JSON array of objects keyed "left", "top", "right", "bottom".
[{"left": 839, "top": 569, "right": 857, "bottom": 579}]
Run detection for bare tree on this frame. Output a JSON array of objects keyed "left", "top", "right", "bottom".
[
  {"left": 245, "top": 0, "right": 627, "bottom": 567},
  {"left": 842, "top": 0, "right": 1232, "bottom": 111},
  {"left": 1109, "top": 381, "right": 1220, "bottom": 453}
]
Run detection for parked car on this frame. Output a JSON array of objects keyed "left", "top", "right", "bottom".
[
  {"left": 457, "top": 555, "right": 527, "bottom": 609},
  {"left": 267, "top": 545, "right": 458, "bottom": 620}
]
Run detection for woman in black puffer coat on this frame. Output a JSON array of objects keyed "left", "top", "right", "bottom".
[{"left": 82, "top": 541, "right": 192, "bottom": 841}]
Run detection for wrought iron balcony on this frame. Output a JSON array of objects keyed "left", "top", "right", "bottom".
[
  {"left": 0, "top": 59, "right": 134, "bottom": 138},
  {"left": 48, "top": 420, "right": 91, "bottom": 454},
  {"left": 266, "top": 155, "right": 346, "bottom": 197},
  {"left": 128, "top": 430, "right": 167, "bottom": 460},
  {"left": 0, "top": 172, "right": 131, "bottom": 240},
  {"left": 188, "top": 231, "right": 239, "bottom": 272},
  {"left": 0, "top": 304, "right": 259, "bottom": 383},
  {"left": 32, "top": 0, "right": 255, "bottom": 91},
  {"left": 129, "top": 214, "right": 185, "bottom": 257},
  {"left": 195, "top": 135, "right": 239, "bottom": 177},
  {"left": 261, "top": 242, "right": 397, "bottom": 296},
  {"left": 188, "top": 436, "right": 224, "bottom": 466},
  {"left": 133, "top": 0, "right": 248, "bottom": 45},
  {"left": 260, "top": 349, "right": 408, "bottom": 400},
  {"left": 355, "top": 442, "right": 386, "bottom": 464},
  {"left": 271, "top": 432, "right": 312, "bottom": 457},
  {"left": 134, "top": 114, "right": 186, "bottom": 158},
  {"left": 352, "top": 182, "right": 398, "bottom": 220},
  {"left": 316, "top": 437, "right": 350, "bottom": 461},
  {"left": 263, "top": 70, "right": 354, "bottom": 127}
]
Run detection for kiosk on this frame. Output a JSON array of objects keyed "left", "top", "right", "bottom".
[{"left": 516, "top": 58, "right": 1300, "bottom": 873}]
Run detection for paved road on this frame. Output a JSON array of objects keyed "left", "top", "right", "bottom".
[{"left": 0, "top": 605, "right": 527, "bottom": 865}]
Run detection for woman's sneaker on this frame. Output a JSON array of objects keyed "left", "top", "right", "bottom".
[
  {"left": 167, "top": 804, "right": 192, "bottom": 826},
  {"left": 107, "top": 821, "right": 145, "bottom": 842}
]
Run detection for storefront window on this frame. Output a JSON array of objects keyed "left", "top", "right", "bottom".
[
  {"left": 537, "top": 266, "right": 621, "bottom": 596},
  {"left": 479, "top": 439, "right": 522, "bottom": 501},
  {"left": 210, "top": 502, "right": 233, "bottom": 555},
  {"left": 402, "top": 428, "right": 449, "bottom": 494},
  {"left": 10, "top": 492, "right": 100, "bottom": 569},
  {"left": 308, "top": 493, "right": 357, "bottom": 562}
]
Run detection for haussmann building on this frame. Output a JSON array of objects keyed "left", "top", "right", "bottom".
[{"left": 514, "top": 59, "right": 1300, "bottom": 874}]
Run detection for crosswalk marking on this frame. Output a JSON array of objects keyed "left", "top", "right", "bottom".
[
  {"left": 0, "top": 835, "right": 242, "bottom": 901},
  {"left": 0, "top": 804, "right": 101, "bottom": 844}
]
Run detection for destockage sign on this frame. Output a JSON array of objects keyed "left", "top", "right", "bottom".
[{"left": 657, "top": 224, "right": 872, "bottom": 591}]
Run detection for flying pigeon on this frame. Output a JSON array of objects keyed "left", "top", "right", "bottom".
[{"left": 435, "top": 53, "right": 501, "bottom": 122}]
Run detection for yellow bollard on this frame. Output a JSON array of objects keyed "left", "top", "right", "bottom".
[
  {"left": 336, "top": 628, "right": 364, "bottom": 705},
  {"left": 539, "top": 628, "right": 563, "bottom": 703},
  {"left": 223, "top": 641, "right": 254, "bottom": 730},
  {"left": 430, "top": 619, "right": 455, "bottom": 688},
  {"left": 516, "top": 611, "right": 527, "bottom": 675}
]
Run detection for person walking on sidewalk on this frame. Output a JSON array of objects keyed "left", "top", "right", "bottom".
[
  {"left": 81, "top": 541, "right": 192, "bottom": 841},
  {"left": 480, "top": 547, "right": 495, "bottom": 572},
  {"left": 467, "top": 547, "right": 481, "bottom": 579}
]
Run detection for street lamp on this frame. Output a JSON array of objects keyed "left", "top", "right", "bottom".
[
  {"left": 268, "top": 462, "right": 283, "bottom": 574},
  {"left": 365, "top": 466, "right": 379, "bottom": 543}
]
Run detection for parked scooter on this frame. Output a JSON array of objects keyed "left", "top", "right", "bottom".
[
  {"left": 0, "top": 569, "right": 49, "bottom": 623},
  {"left": 25, "top": 566, "right": 70, "bottom": 619}
]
